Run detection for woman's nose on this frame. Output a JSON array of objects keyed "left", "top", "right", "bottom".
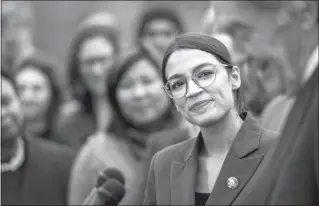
[
  {"left": 185, "top": 79, "right": 202, "bottom": 98},
  {"left": 22, "top": 88, "right": 34, "bottom": 100},
  {"left": 133, "top": 84, "right": 147, "bottom": 99},
  {"left": 91, "top": 63, "right": 104, "bottom": 76}
]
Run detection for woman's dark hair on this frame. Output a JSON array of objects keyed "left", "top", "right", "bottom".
[
  {"left": 106, "top": 48, "right": 176, "bottom": 135},
  {"left": 107, "top": 48, "right": 159, "bottom": 131},
  {"left": 16, "top": 56, "right": 62, "bottom": 135},
  {"left": 137, "top": 7, "right": 184, "bottom": 42},
  {"left": 162, "top": 33, "right": 247, "bottom": 116},
  {"left": 67, "top": 24, "right": 119, "bottom": 115},
  {"left": 214, "top": 57, "right": 247, "bottom": 116}
]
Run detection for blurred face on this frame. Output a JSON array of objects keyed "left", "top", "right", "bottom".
[
  {"left": 143, "top": 19, "right": 178, "bottom": 54},
  {"left": 213, "top": 1, "right": 314, "bottom": 95},
  {"left": 79, "top": 36, "right": 115, "bottom": 95},
  {"left": 1, "top": 77, "right": 23, "bottom": 142},
  {"left": 116, "top": 58, "right": 170, "bottom": 125},
  {"left": 15, "top": 68, "right": 52, "bottom": 120},
  {"left": 165, "top": 49, "right": 241, "bottom": 127},
  {"left": 213, "top": 33, "right": 284, "bottom": 114}
]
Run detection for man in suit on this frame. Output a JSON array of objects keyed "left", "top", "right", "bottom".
[
  {"left": 211, "top": 32, "right": 285, "bottom": 124},
  {"left": 202, "top": 9, "right": 285, "bottom": 122},
  {"left": 213, "top": 1, "right": 318, "bottom": 204},
  {"left": 1, "top": 68, "right": 75, "bottom": 205}
]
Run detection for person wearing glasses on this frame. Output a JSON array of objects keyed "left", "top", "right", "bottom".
[
  {"left": 55, "top": 11, "right": 119, "bottom": 151},
  {"left": 143, "top": 33, "right": 279, "bottom": 206}
]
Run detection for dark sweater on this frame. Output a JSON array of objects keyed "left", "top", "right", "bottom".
[
  {"left": 125, "top": 124, "right": 191, "bottom": 204},
  {"left": 54, "top": 107, "right": 95, "bottom": 151}
]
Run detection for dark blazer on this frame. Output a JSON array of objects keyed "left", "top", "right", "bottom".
[
  {"left": 1, "top": 135, "right": 76, "bottom": 205},
  {"left": 240, "top": 66, "right": 319, "bottom": 205},
  {"left": 143, "top": 113, "right": 278, "bottom": 205},
  {"left": 126, "top": 125, "right": 191, "bottom": 205}
]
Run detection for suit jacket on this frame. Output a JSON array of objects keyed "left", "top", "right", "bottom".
[
  {"left": 143, "top": 113, "right": 278, "bottom": 205},
  {"left": 1, "top": 134, "right": 75, "bottom": 205},
  {"left": 125, "top": 124, "right": 191, "bottom": 205},
  {"left": 241, "top": 66, "right": 319, "bottom": 205}
]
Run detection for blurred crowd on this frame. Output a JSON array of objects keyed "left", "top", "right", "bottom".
[{"left": 1, "top": 1, "right": 318, "bottom": 205}]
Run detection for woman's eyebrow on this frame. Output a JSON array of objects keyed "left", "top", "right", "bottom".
[
  {"left": 167, "top": 73, "right": 183, "bottom": 81},
  {"left": 167, "top": 62, "right": 213, "bottom": 81},
  {"left": 191, "top": 62, "right": 212, "bottom": 73}
]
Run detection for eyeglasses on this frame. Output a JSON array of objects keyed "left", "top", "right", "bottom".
[{"left": 163, "top": 64, "right": 232, "bottom": 99}]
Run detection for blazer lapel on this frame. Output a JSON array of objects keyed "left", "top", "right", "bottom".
[
  {"left": 170, "top": 138, "right": 199, "bottom": 205},
  {"left": 206, "top": 114, "right": 264, "bottom": 205}
]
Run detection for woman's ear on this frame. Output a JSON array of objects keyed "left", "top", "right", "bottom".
[{"left": 230, "top": 66, "right": 241, "bottom": 90}]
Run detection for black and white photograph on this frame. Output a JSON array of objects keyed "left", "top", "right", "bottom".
[{"left": 1, "top": 1, "right": 318, "bottom": 205}]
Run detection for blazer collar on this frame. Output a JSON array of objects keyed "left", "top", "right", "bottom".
[
  {"left": 303, "top": 44, "right": 318, "bottom": 84},
  {"left": 170, "top": 112, "right": 264, "bottom": 205},
  {"left": 184, "top": 112, "right": 262, "bottom": 163}
]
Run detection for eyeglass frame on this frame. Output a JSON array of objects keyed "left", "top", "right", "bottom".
[{"left": 162, "top": 63, "right": 234, "bottom": 99}]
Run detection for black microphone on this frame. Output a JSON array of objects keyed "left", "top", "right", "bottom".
[
  {"left": 98, "top": 179, "right": 126, "bottom": 206},
  {"left": 101, "top": 168, "right": 125, "bottom": 185},
  {"left": 82, "top": 168, "right": 125, "bottom": 205}
]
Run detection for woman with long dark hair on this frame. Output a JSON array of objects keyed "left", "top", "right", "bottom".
[
  {"left": 143, "top": 33, "right": 278, "bottom": 206},
  {"left": 55, "top": 12, "right": 119, "bottom": 150},
  {"left": 15, "top": 56, "right": 62, "bottom": 141}
]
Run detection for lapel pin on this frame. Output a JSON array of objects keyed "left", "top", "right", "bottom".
[{"left": 227, "top": 177, "right": 238, "bottom": 189}]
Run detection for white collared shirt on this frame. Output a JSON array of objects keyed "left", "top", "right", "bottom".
[{"left": 303, "top": 45, "right": 318, "bottom": 83}]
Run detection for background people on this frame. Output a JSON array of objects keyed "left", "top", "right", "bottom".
[
  {"left": 68, "top": 48, "right": 186, "bottom": 205},
  {"left": 213, "top": 1, "right": 318, "bottom": 204},
  {"left": 136, "top": 7, "right": 184, "bottom": 67},
  {"left": 1, "top": 68, "right": 75, "bottom": 205},
  {"left": 15, "top": 56, "right": 63, "bottom": 141},
  {"left": 55, "top": 11, "right": 120, "bottom": 151},
  {"left": 1, "top": 1, "right": 317, "bottom": 205}
]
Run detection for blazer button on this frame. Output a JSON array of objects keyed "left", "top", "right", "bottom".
[{"left": 227, "top": 177, "right": 238, "bottom": 189}]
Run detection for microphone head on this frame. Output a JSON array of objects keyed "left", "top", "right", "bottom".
[
  {"left": 100, "top": 168, "right": 125, "bottom": 185},
  {"left": 98, "top": 179, "right": 126, "bottom": 204},
  {"left": 96, "top": 174, "right": 108, "bottom": 188}
]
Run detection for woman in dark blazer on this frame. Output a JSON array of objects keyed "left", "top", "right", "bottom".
[{"left": 143, "top": 33, "right": 278, "bottom": 206}]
